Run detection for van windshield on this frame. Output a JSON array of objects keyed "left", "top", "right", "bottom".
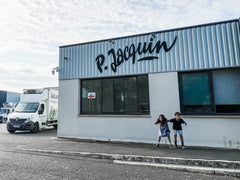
[
  {"left": 15, "top": 102, "right": 39, "bottom": 113},
  {"left": 0, "top": 109, "right": 7, "bottom": 114}
]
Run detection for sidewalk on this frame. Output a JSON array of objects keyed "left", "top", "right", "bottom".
[
  {"left": 18, "top": 137, "right": 240, "bottom": 161},
  {"left": 16, "top": 137, "right": 240, "bottom": 177}
]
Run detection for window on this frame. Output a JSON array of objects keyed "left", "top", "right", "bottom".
[
  {"left": 102, "top": 79, "right": 114, "bottom": 112},
  {"left": 81, "top": 75, "right": 150, "bottom": 115},
  {"left": 82, "top": 79, "right": 102, "bottom": 113},
  {"left": 114, "top": 78, "right": 125, "bottom": 113},
  {"left": 15, "top": 102, "right": 39, "bottom": 113},
  {"left": 39, "top": 104, "right": 45, "bottom": 114},
  {"left": 179, "top": 72, "right": 214, "bottom": 114},
  {"left": 124, "top": 77, "right": 137, "bottom": 112},
  {"left": 212, "top": 69, "right": 240, "bottom": 113},
  {"left": 179, "top": 68, "right": 240, "bottom": 115},
  {"left": 137, "top": 75, "right": 150, "bottom": 113}
]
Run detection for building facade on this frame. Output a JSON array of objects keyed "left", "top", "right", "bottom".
[
  {"left": 58, "top": 19, "right": 240, "bottom": 148},
  {"left": 0, "top": 90, "right": 20, "bottom": 108}
]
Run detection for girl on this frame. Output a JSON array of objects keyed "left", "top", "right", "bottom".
[{"left": 154, "top": 114, "right": 173, "bottom": 148}]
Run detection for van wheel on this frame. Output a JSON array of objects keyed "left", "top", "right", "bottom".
[
  {"left": 30, "top": 123, "right": 39, "bottom": 133},
  {"left": 53, "top": 125, "right": 57, "bottom": 129},
  {"left": 8, "top": 130, "right": 15, "bottom": 133}
]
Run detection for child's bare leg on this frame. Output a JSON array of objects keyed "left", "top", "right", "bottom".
[
  {"left": 158, "top": 136, "right": 161, "bottom": 143},
  {"left": 180, "top": 134, "right": 184, "bottom": 146},
  {"left": 174, "top": 134, "right": 177, "bottom": 147},
  {"left": 167, "top": 136, "right": 172, "bottom": 145},
  {"left": 155, "top": 136, "right": 161, "bottom": 147}
]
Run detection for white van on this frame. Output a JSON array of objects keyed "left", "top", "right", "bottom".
[
  {"left": 7, "top": 87, "right": 58, "bottom": 133},
  {"left": 0, "top": 103, "right": 16, "bottom": 123}
]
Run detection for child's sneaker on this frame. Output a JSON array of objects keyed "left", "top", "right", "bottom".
[
  {"left": 154, "top": 144, "right": 160, "bottom": 148},
  {"left": 173, "top": 145, "right": 178, "bottom": 148},
  {"left": 181, "top": 146, "right": 186, "bottom": 149},
  {"left": 169, "top": 145, "right": 174, "bottom": 148}
]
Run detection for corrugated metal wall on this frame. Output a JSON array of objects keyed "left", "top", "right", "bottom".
[{"left": 59, "top": 19, "right": 240, "bottom": 80}]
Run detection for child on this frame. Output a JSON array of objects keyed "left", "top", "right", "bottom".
[
  {"left": 168, "top": 112, "right": 187, "bottom": 149},
  {"left": 154, "top": 114, "right": 173, "bottom": 148}
]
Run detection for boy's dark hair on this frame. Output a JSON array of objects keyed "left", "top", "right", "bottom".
[{"left": 174, "top": 112, "right": 181, "bottom": 116}]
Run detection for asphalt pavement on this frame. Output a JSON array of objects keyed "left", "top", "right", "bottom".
[
  {"left": 0, "top": 150, "right": 232, "bottom": 180},
  {"left": 0, "top": 123, "right": 239, "bottom": 179}
]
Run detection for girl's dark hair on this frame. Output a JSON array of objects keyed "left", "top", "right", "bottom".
[{"left": 159, "top": 114, "right": 167, "bottom": 126}]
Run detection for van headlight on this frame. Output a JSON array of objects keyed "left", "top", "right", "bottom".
[{"left": 25, "top": 117, "right": 31, "bottom": 122}]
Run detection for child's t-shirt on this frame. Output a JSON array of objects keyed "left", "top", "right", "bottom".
[{"left": 169, "top": 118, "right": 186, "bottom": 130}]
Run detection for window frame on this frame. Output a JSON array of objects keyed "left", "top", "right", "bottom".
[
  {"left": 179, "top": 69, "right": 240, "bottom": 115},
  {"left": 80, "top": 75, "right": 150, "bottom": 115}
]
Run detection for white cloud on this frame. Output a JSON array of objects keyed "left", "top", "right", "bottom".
[
  {"left": 0, "top": 62, "right": 58, "bottom": 92},
  {"left": 0, "top": 0, "right": 239, "bottom": 92}
]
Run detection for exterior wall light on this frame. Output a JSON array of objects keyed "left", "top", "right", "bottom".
[{"left": 52, "top": 66, "right": 61, "bottom": 75}]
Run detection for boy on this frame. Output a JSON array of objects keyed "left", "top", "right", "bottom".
[{"left": 168, "top": 112, "right": 187, "bottom": 149}]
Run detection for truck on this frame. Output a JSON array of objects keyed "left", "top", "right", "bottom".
[
  {"left": 0, "top": 103, "right": 17, "bottom": 123},
  {"left": 0, "top": 90, "right": 20, "bottom": 123},
  {"left": 7, "top": 87, "right": 58, "bottom": 133}
]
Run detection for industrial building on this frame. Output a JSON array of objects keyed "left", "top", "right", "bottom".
[{"left": 57, "top": 19, "right": 240, "bottom": 148}]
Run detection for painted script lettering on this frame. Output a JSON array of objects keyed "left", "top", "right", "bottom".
[{"left": 95, "top": 36, "right": 177, "bottom": 73}]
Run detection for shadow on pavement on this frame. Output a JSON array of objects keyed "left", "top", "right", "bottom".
[{"left": 6, "top": 127, "right": 57, "bottom": 136}]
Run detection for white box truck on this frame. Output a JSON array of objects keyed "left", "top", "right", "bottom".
[{"left": 7, "top": 87, "right": 58, "bottom": 133}]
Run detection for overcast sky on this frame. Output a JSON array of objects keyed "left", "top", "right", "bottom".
[{"left": 0, "top": 0, "right": 239, "bottom": 92}]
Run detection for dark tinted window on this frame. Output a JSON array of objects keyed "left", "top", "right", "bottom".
[
  {"left": 81, "top": 79, "right": 102, "bottom": 113},
  {"left": 114, "top": 78, "right": 124, "bottom": 113},
  {"left": 103, "top": 79, "right": 114, "bottom": 113},
  {"left": 137, "top": 75, "right": 150, "bottom": 114},
  {"left": 81, "top": 75, "right": 150, "bottom": 115},
  {"left": 179, "top": 69, "right": 240, "bottom": 115},
  {"left": 124, "top": 77, "right": 137, "bottom": 112}
]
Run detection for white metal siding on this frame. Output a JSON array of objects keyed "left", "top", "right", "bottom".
[{"left": 59, "top": 20, "right": 240, "bottom": 80}]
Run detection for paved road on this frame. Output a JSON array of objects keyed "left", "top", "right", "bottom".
[
  {"left": 0, "top": 123, "right": 57, "bottom": 151},
  {"left": 0, "top": 124, "right": 236, "bottom": 180}
]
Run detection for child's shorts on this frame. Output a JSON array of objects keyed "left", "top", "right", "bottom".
[
  {"left": 174, "top": 130, "right": 183, "bottom": 135},
  {"left": 159, "top": 129, "right": 170, "bottom": 137}
]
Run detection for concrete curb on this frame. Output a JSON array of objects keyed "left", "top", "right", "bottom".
[
  {"left": 114, "top": 160, "right": 240, "bottom": 177},
  {"left": 18, "top": 148, "right": 240, "bottom": 177}
]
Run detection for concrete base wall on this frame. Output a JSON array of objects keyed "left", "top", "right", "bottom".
[{"left": 58, "top": 72, "right": 240, "bottom": 149}]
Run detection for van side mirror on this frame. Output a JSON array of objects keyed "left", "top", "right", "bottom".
[{"left": 38, "top": 109, "right": 43, "bottom": 115}]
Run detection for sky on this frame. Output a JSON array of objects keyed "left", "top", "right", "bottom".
[{"left": 0, "top": 0, "right": 239, "bottom": 92}]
